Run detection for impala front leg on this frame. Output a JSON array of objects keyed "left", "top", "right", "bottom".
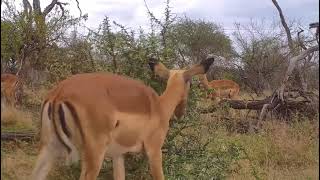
[
  {"left": 146, "top": 148, "right": 164, "bottom": 180},
  {"left": 145, "top": 133, "right": 165, "bottom": 180},
  {"left": 113, "top": 155, "right": 125, "bottom": 180}
]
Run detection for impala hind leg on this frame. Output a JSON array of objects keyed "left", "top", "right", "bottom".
[{"left": 31, "top": 143, "right": 63, "bottom": 180}]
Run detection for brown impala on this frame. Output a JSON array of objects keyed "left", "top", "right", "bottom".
[
  {"left": 31, "top": 56, "right": 214, "bottom": 180},
  {"left": 198, "top": 74, "right": 240, "bottom": 101},
  {"left": 1, "top": 73, "right": 19, "bottom": 107}
]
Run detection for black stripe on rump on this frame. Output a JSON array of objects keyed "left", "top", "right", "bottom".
[
  {"left": 39, "top": 100, "right": 49, "bottom": 148},
  {"left": 58, "top": 104, "right": 71, "bottom": 138},
  {"left": 52, "top": 101, "right": 71, "bottom": 153},
  {"left": 47, "top": 100, "right": 51, "bottom": 119},
  {"left": 64, "top": 101, "right": 85, "bottom": 143},
  {"left": 39, "top": 100, "right": 48, "bottom": 129}
]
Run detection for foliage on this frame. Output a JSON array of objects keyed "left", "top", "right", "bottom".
[
  {"left": 1, "top": 0, "right": 319, "bottom": 179},
  {"left": 1, "top": 87, "right": 319, "bottom": 179},
  {"left": 171, "top": 17, "right": 234, "bottom": 64},
  {"left": 1, "top": 20, "right": 23, "bottom": 72},
  {"left": 1, "top": 0, "right": 87, "bottom": 81}
]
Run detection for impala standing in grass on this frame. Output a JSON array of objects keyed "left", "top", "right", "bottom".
[
  {"left": 31, "top": 56, "right": 214, "bottom": 180},
  {"left": 198, "top": 74, "right": 240, "bottom": 101},
  {"left": 1, "top": 73, "right": 21, "bottom": 108}
]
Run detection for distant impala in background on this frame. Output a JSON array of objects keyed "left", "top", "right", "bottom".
[
  {"left": 1, "top": 73, "right": 20, "bottom": 107},
  {"left": 198, "top": 74, "right": 240, "bottom": 101}
]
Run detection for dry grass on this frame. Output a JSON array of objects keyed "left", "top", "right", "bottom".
[
  {"left": 1, "top": 142, "right": 38, "bottom": 180},
  {"left": 199, "top": 92, "right": 319, "bottom": 180},
  {"left": 0, "top": 87, "right": 318, "bottom": 179},
  {"left": 23, "top": 87, "right": 48, "bottom": 106},
  {"left": 1, "top": 119, "right": 317, "bottom": 180},
  {"left": 1, "top": 105, "right": 34, "bottom": 131},
  {"left": 239, "top": 90, "right": 273, "bottom": 101},
  {"left": 227, "top": 161, "right": 318, "bottom": 180},
  {"left": 221, "top": 119, "right": 319, "bottom": 180}
]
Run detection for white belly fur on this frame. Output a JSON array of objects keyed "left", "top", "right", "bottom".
[
  {"left": 104, "top": 112, "right": 146, "bottom": 157},
  {"left": 105, "top": 140, "right": 143, "bottom": 157}
]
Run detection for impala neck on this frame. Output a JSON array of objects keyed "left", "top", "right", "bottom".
[{"left": 159, "top": 81, "right": 184, "bottom": 122}]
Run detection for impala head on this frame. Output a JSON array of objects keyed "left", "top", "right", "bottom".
[{"left": 148, "top": 56, "right": 214, "bottom": 119}]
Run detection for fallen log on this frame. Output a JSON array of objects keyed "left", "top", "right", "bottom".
[
  {"left": 1, "top": 131, "right": 37, "bottom": 142},
  {"left": 219, "top": 98, "right": 271, "bottom": 110},
  {"left": 202, "top": 90, "right": 319, "bottom": 121}
]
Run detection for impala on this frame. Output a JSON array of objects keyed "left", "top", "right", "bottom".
[
  {"left": 31, "top": 56, "right": 214, "bottom": 180},
  {"left": 198, "top": 74, "right": 240, "bottom": 101},
  {"left": 1, "top": 73, "right": 19, "bottom": 107}
]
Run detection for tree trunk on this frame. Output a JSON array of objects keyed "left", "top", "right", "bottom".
[{"left": 112, "top": 54, "right": 118, "bottom": 73}]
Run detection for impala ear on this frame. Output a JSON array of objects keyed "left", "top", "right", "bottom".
[
  {"left": 183, "top": 57, "right": 214, "bottom": 81},
  {"left": 174, "top": 100, "right": 187, "bottom": 119},
  {"left": 148, "top": 57, "right": 170, "bottom": 80}
]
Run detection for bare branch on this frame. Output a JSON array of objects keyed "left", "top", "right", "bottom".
[
  {"left": 43, "top": 0, "right": 69, "bottom": 19},
  {"left": 2, "top": 0, "right": 19, "bottom": 20},
  {"left": 22, "top": 0, "right": 32, "bottom": 15},
  {"left": 297, "top": 29, "right": 307, "bottom": 50},
  {"left": 259, "top": 104, "right": 270, "bottom": 121},
  {"left": 32, "top": 0, "right": 41, "bottom": 14},
  {"left": 43, "top": 0, "right": 58, "bottom": 16},
  {"left": 56, "top": 2, "right": 67, "bottom": 17},
  {"left": 75, "top": 0, "right": 82, "bottom": 17},
  {"left": 271, "top": 0, "right": 294, "bottom": 52},
  {"left": 309, "top": 22, "right": 319, "bottom": 29},
  {"left": 278, "top": 45, "right": 319, "bottom": 101},
  {"left": 143, "top": 0, "right": 163, "bottom": 27},
  {"left": 309, "top": 22, "right": 319, "bottom": 44}
]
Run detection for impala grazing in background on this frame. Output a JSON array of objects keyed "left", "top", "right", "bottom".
[
  {"left": 1, "top": 73, "right": 20, "bottom": 107},
  {"left": 31, "top": 56, "right": 214, "bottom": 180},
  {"left": 198, "top": 74, "right": 240, "bottom": 101}
]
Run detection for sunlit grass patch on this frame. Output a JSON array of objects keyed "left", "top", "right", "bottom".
[
  {"left": 1, "top": 142, "right": 38, "bottom": 180},
  {"left": 1, "top": 106, "right": 35, "bottom": 131}
]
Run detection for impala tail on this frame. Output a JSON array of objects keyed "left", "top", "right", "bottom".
[{"left": 39, "top": 100, "right": 79, "bottom": 162}]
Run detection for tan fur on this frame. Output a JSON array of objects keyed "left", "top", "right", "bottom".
[
  {"left": 31, "top": 58, "right": 213, "bottom": 180},
  {"left": 198, "top": 74, "right": 240, "bottom": 101},
  {"left": 154, "top": 62, "right": 170, "bottom": 79},
  {"left": 1, "top": 73, "right": 18, "bottom": 107}
]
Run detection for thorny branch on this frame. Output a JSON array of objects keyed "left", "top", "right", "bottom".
[
  {"left": 75, "top": 0, "right": 82, "bottom": 17},
  {"left": 143, "top": 0, "right": 163, "bottom": 27}
]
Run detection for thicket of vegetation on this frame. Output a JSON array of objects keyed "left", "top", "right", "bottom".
[
  {"left": 1, "top": 0, "right": 319, "bottom": 93},
  {"left": 1, "top": 0, "right": 319, "bottom": 179}
]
